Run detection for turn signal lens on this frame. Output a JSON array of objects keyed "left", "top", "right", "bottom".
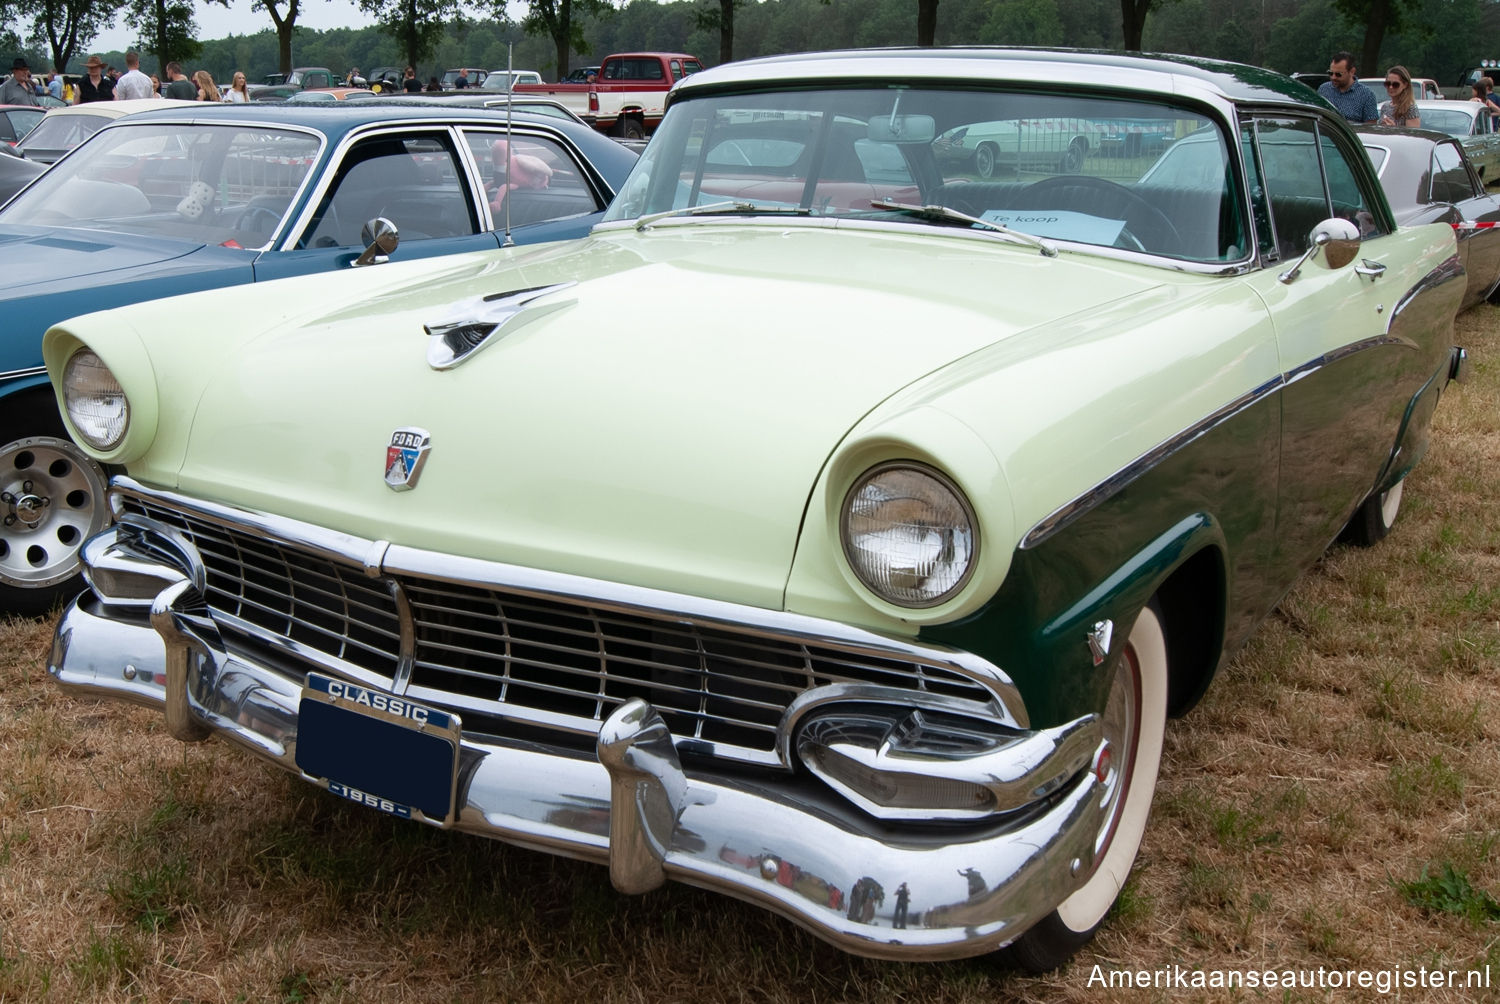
[
  {"left": 841, "top": 464, "right": 977, "bottom": 608},
  {"left": 62, "top": 349, "right": 129, "bottom": 450}
]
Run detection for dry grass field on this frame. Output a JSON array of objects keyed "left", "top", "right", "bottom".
[{"left": 1, "top": 308, "right": 1497, "bottom": 1003}]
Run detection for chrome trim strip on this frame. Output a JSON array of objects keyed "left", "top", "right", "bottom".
[
  {"left": 0, "top": 365, "right": 48, "bottom": 383},
  {"left": 109, "top": 477, "right": 1030, "bottom": 731},
  {"left": 1021, "top": 374, "right": 1283, "bottom": 549},
  {"left": 594, "top": 214, "right": 1256, "bottom": 276}
]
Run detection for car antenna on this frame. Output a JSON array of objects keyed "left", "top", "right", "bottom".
[{"left": 502, "top": 43, "right": 515, "bottom": 248}]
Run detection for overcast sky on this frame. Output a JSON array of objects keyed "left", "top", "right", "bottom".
[{"left": 92, "top": 2, "right": 379, "bottom": 54}]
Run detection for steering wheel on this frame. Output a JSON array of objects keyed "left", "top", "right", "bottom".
[
  {"left": 1018, "top": 175, "right": 1181, "bottom": 252},
  {"left": 235, "top": 204, "right": 283, "bottom": 236}
]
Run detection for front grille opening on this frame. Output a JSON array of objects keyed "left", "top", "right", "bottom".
[{"left": 116, "top": 494, "right": 1000, "bottom": 764}]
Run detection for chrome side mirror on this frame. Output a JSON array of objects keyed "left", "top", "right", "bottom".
[
  {"left": 353, "top": 217, "right": 400, "bottom": 267},
  {"left": 1279, "top": 217, "right": 1361, "bottom": 284}
]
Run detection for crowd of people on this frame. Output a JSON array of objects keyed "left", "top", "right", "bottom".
[
  {"left": 1317, "top": 49, "right": 1500, "bottom": 129},
  {"left": 0, "top": 51, "right": 256, "bottom": 105}
]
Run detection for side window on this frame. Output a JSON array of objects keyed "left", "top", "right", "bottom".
[
  {"left": 1319, "top": 130, "right": 1386, "bottom": 239},
  {"left": 462, "top": 130, "right": 602, "bottom": 227},
  {"left": 1240, "top": 122, "right": 1277, "bottom": 260},
  {"left": 1251, "top": 117, "right": 1384, "bottom": 261},
  {"left": 299, "top": 134, "right": 477, "bottom": 249},
  {"left": 1431, "top": 141, "right": 1479, "bottom": 203},
  {"left": 1252, "top": 118, "right": 1325, "bottom": 260},
  {"left": 671, "top": 60, "right": 683, "bottom": 81}
]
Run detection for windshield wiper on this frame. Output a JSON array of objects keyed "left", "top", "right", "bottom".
[
  {"left": 870, "top": 199, "right": 1058, "bottom": 257},
  {"left": 634, "top": 200, "right": 813, "bottom": 231}
]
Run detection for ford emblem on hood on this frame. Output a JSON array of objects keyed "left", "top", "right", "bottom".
[{"left": 384, "top": 427, "right": 431, "bottom": 491}]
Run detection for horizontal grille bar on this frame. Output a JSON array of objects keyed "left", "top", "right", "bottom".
[{"left": 118, "top": 495, "right": 999, "bottom": 763}]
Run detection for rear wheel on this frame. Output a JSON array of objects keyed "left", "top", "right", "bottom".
[
  {"left": 614, "top": 116, "right": 646, "bottom": 141},
  {"left": 1002, "top": 602, "right": 1169, "bottom": 973},
  {"left": 1341, "top": 479, "right": 1403, "bottom": 547}
]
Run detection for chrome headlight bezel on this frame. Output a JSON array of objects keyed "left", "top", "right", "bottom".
[
  {"left": 839, "top": 462, "right": 980, "bottom": 609},
  {"left": 62, "top": 348, "right": 130, "bottom": 451}
]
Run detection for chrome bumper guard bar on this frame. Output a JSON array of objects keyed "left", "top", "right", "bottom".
[{"left": 51, "top": 521, "right": 1109, "bottom": 961}]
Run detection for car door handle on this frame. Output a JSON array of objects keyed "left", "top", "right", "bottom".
[{"left": 1354, "top": 259, "right": 1386, "bottom": 282}]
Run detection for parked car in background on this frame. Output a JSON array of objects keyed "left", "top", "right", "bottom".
[
  {"left": 284, "top": 87, "right": 379, "bottom": 103},
  {"left": 366, "top": 66, "right": 404, "bottom": 92},
  {"left": 0, "top": 103, "right": 637, "bottom": 614},
  {"left": 510, "top": 52, "right": 704, "bottom": 138},
  {"left": 38, "top": 48, "right": 1467, "bottom": 972},
  {"left": 440, "top": 68, "right": 488, "bottom": 89},
  {"left": 481, "top": 70, "right": 544, "bottom": 91},
  {"left": 0, "top": 140, "right": 43, "bottom": 201},
  {"left": 14, "top": 98, "right": 195, "bottom": 163},
  {"left": 374, "top": 93, "right": 591, "bottom": 126},
  {"left": 1357, "top": 125, "right": 1500, "bottom": 308},
  {"left": 1414, "top": 100, "right": 1500, "bottom": 181},
  {"left": 0, "top": 104, "right": 45, "bottom": 147},
  {"left": 564, "top": 65, "right": 601, "bottom": 82}
]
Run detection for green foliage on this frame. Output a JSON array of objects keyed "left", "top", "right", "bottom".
[{"left": 1396, "top": 863, "right": 1500, "bottom": 926}]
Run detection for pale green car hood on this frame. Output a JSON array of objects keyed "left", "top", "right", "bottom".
[{"left": 51, "top": 225, "right": 1169, "bottom": 610}]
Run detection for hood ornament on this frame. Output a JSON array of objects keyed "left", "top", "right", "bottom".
[
  {"left": 385, "top": 427, "right": 431, "bottom": 491},
  {"left": 423, "top": 282, "right": 576, "bottom": 369}
]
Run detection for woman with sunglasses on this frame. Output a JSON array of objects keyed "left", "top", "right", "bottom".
[{"left": 1378, "top": 66, "right": 1420, "bottom": 127}]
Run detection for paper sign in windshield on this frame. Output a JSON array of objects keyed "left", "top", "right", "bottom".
[{"left": 980, "top": 209, "right": 1126, "bottom": 245}]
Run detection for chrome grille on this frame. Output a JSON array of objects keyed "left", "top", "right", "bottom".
[{"left": 118, "top": 496, "right": 996, "bottom": 761}]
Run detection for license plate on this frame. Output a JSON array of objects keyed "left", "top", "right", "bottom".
[{"left": 295, "top": 674, "right": 461, "bottom": 824}]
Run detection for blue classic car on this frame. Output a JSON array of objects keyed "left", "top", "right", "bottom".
[{"left": 0, "top": 103, "right": 637, "bottom": 614}]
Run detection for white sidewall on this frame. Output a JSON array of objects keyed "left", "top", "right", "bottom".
[{"left": 1055, "top": 605, "right": 1169, "bottom": 932}]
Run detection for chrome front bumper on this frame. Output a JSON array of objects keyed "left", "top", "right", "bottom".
[{"left": 51, "top": 546, "right": 1109, "bottom": 963}]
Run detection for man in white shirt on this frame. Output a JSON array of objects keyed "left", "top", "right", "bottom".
[{"left": 113, "top": 51, "right": 153, "bottom": 101}]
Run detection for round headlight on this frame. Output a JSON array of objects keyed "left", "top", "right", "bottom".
[
  {"left": 841, "top": 464, "right": 978, "bottom": 608},
  {"left": 62, "top": 349, "right": 129, "bottom": 451}
]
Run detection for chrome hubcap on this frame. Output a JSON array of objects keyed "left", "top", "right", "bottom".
[
  {"left": 1093, "top": 644, "right": 1141, "bottom": 862},
  {"left": 0, "top": 437, "right": 109, "bottom": 589}
]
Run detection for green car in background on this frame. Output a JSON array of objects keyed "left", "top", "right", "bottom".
[{"left": 43, "top": 48, "right": 1468, "bottom": 970}]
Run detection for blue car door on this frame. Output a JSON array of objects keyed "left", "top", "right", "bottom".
[{"left": 252, "top": 130, "right": 500, "bottom": 282}]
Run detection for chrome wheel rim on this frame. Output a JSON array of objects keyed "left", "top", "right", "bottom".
[
  {"left": 0, "top": 436, "right": 109, "bottom": 589},
  {"left": 1093, "top": 643, "right": 1141, "bottom": 861}
]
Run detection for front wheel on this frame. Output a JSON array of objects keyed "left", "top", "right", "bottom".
[
  {"left": 1002, "top": 602, "right": 1169, "bottom": 973},
  {"left": 0, "top": 432, "right": 110, "bottom": 617},
  {"left": 975, "top": 142, "right": 998, "bottom": 178}
]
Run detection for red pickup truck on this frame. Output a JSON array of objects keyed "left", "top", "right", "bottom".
[{"left": 510, "top": 52, "right": 704, "bottom": 139}]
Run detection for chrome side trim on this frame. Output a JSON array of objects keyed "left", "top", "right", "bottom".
[
  {"left": 1020, "top": 375, "right": 1283, "bottom": 550},
  {"left": 108, "top": 477, "right": 1030, "bottom": 730},
  {"left": 0, "top": 365, "right": 48, "bottom": 384}
]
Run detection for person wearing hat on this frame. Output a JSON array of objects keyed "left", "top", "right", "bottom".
[
  {"left": 113, "top": 51, "right": 152, "bottom": 100},
  {"left": 77, "top": 54, "right": 114, "bottom": 103},
  {"left": 1, "top": 58, "right": 39, "bottom": 106}
]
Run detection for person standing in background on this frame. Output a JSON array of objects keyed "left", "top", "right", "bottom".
[
  {"left": 0, "top": 58, "right": 38, "bottom": 105},
  {"left": 113, "top": 51, "right": 152, "bottom": 100},
  {"left": 162, "top": 63, "right": 196, "bottom": 100},
  {"left": 76, "top": 54, "right": 114, "bottom": 103},
  {"left": 46, "top": 72, "right": 61, "bottom": 100},
  {"left": 1378, "top": 65, "right": 1420, "bottom": 127},
  {"left": 1317, "top": 51, "right": 1377, "bottom": 123},
  {"left": 224, "top": 71, "right": 250, "bottom": 103},
  {"left": 193, "top": 70, "right": 220, "bottom": 102}
]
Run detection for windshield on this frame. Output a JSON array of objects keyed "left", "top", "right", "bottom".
[
  {"left": 1420, "top": 109, "right": 1475, "bottom": 137},
  {"left": 16, "top": 112, "right": 112, "bottom": 155},
  {"left": 603, "top": 87, "right": 1243, "bottom": 262},
  {"left": 1, "top": 122, "right": 322, "bottom": 247}
]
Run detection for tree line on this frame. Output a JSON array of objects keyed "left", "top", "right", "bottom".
[{"left": 3, "top": 0, "right": 1497, "bottom": 89}]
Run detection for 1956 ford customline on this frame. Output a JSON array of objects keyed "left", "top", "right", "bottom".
[{"left": 42, "top": 49, "right": 1469, "bottom": 969}]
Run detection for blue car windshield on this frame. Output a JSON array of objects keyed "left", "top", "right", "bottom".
[
  {"left": 604, "top": 86, "right": 1245, "bottom": 262},
  {"left": 0, "top": 122, "right": 321, "bottom": 248}
]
